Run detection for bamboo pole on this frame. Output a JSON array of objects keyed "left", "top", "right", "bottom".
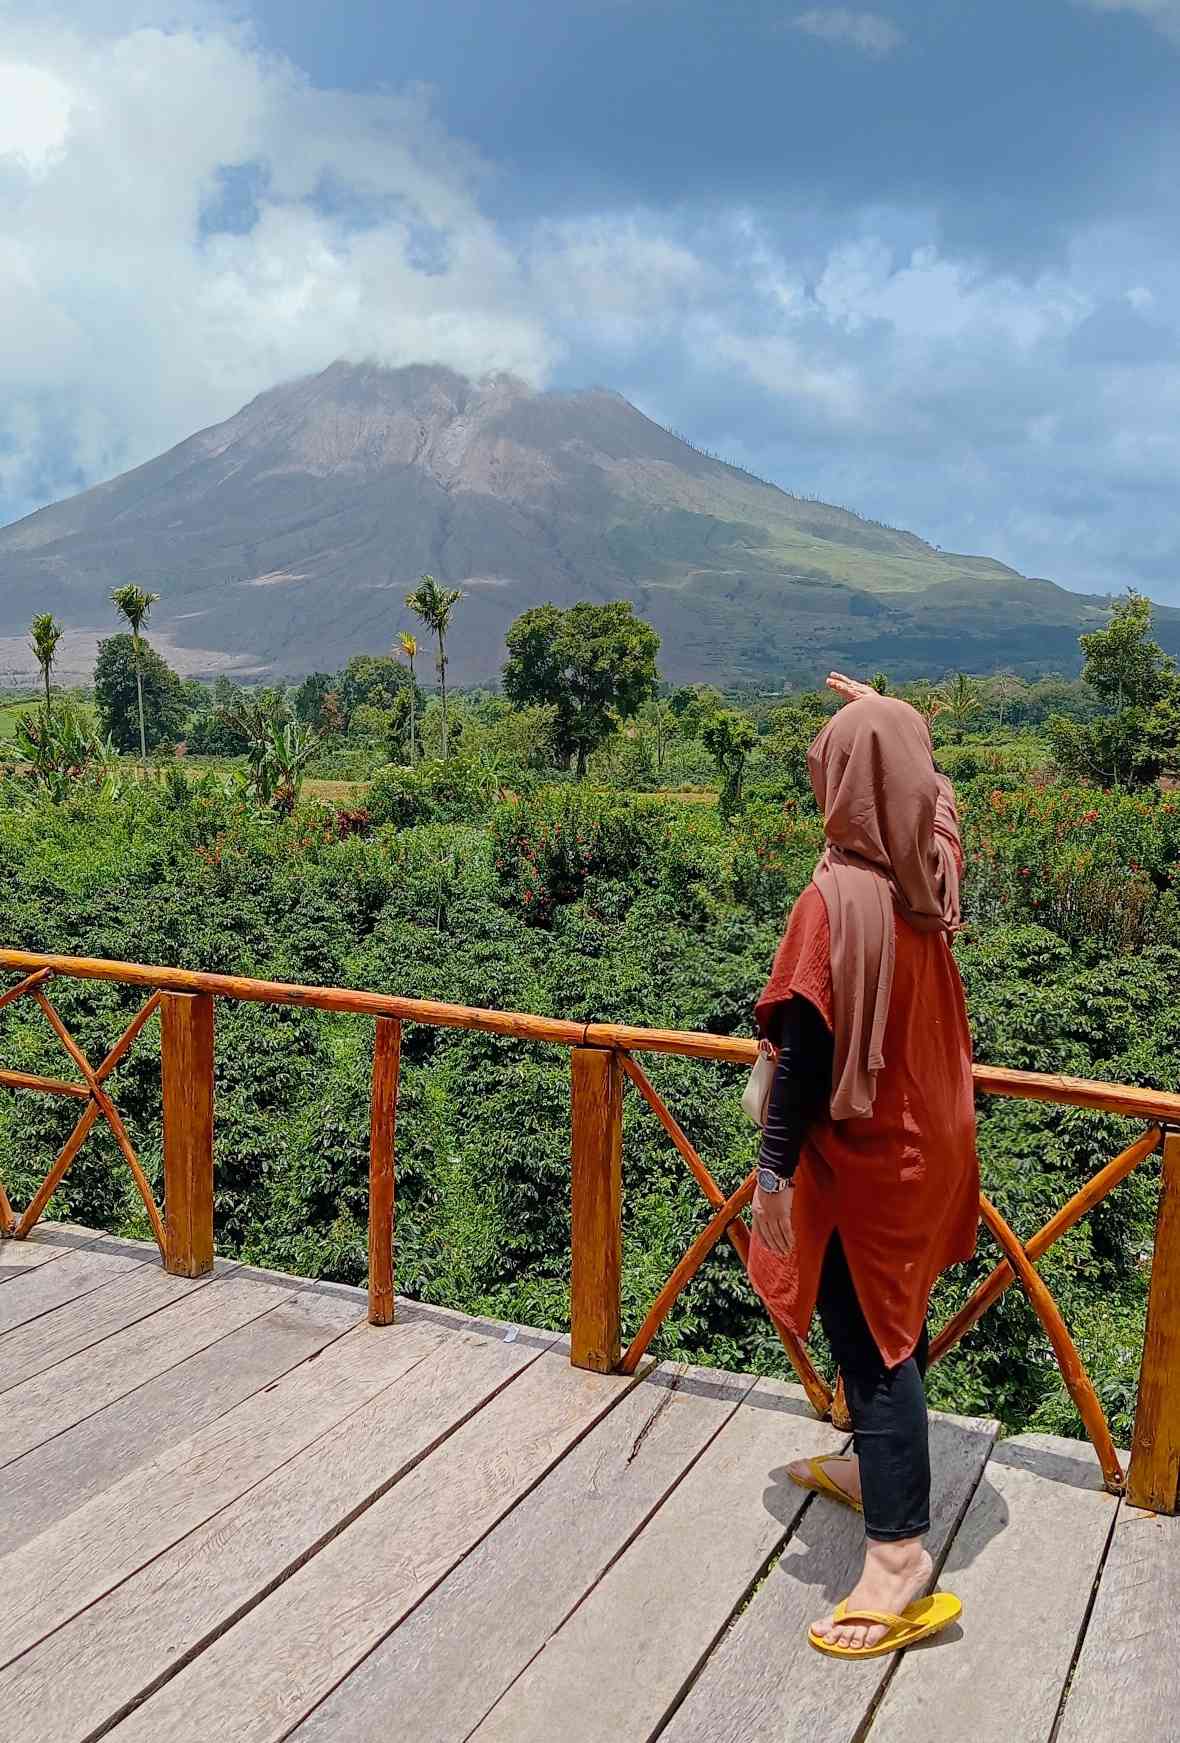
[
  {"left": 31, "top": 991, "right": 166, "bottom": 1253},
  {"left": 619, "top": 1052, "right": 831, "bottom": 1415},
  {"left": 570, "top": 1047, "right": 623, "bottom": 1372},
  {"left": 930, "top": 1127, "right": 1162, "bottom": 1365},
  {"left": 620, "top": 1173, "right": 756, "bottom": 1376},
  {"left": 161, "top": 993, "right": 215, "bottom": 1278},
  {"left": 1127, "top": 1130, "right": 1180, "bottom": 1514},
  {"left": 368, "top": 1018, "right": 401, "bottom": 1327},
  {"left": 980, "top": 1192, "right": 1124, "bottom": 1493}
]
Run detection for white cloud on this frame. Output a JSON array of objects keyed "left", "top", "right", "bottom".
[
  {"left": 0, "top": 14, "right": 557, "bottom": 515},
  {"left": 790, "top": 9, "right": 903, "bottom": 58},
  {"left": 1078, "top": 0, "right": 1180, "bottom": 41}
]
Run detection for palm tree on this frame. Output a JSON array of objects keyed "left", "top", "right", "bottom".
[
  {"left": 404, "top": 575, "right": 464, "bottom": 760},
  {"left": 110, "top": 585, "right": 160, "bottom": 763},
  {"left": 29, "top": 613, "right": 63, "bottom": 716},
  {"left": 398, "top": 631, "right": 419, "bottom": 766}
]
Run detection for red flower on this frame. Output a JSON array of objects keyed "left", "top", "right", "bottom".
[{"left": 1020, "top": 867, "right": 1031, "bottom": 877}]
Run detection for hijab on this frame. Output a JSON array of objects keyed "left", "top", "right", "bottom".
[{"left": 807, "top": 694, "right": 962, "bottom": 1120}]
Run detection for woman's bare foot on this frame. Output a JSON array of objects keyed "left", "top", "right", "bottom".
[
  {"left": 789, "top": 1453, "right": 862, "bottom": 1507},
  {"left": 812, "top": 1539, "right": 933, "bottom": 1652}
]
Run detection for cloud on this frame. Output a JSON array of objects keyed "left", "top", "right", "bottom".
[
  {"left": 0, "top": 14, "right": 556, "bottom": 514},
  {"left": 2, "top": 4, "right": 1180, "bottom": 614},
  {"left": 1078, "top": 1, "right": 1180, "bottom": 43},
  {"left": 790, "top": 9, "right": 903, "bottom": 57}
]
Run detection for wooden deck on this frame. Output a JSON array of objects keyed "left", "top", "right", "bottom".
[{"left": 0, "top": 1223, "right": 1175, "bottom": 1743}]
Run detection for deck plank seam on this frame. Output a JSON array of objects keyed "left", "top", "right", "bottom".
[
  {"left": 643, "top": 1428, "right": 854, "bottom": 1743},
  {"left": 0, "top": 1262, "right": 244, "bottom": 1399},
  {"left": 1046, "top": 1497, "right": 1123, "bottom": 1743},
  {"left": 265, "top": 1354, "right": 661, "bottom": 1743},
  {"left": 0, "top": 1267, "right": 261, "bottom": 1471},
  {"left": 0, "top": 1254, "right": 156, "bottom": 1342},
  {"left": 851, "top": 1418, "right": 1002, "bottom": 1743},
  {"left": 0, "top": 1326, "right": 478, "bottom": 1674},
  {"left": 449, "top": 1369, "right": 763, "bottom": 1743}
]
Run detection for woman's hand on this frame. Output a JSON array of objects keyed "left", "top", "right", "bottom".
[
  {"left": 752, "top": 1179, "right": 795, "bottom": 1256},
  {"left": 826, "top": 671, "right": 874, "bottom": 705}
]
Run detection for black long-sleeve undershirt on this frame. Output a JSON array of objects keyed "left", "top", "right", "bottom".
[{"left": 757, "top": 996, "right": 834, "bottom": 1181}]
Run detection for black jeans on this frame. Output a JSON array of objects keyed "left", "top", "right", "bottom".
[{"left": 815, "top": 1234, "right": 931, "bottom": 1542}]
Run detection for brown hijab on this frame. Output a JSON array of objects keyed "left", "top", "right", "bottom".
[{"left": 807, "top": 694, "right": 962, "bottom": 1120}]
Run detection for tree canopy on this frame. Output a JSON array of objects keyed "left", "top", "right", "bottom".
[
  {"left": 503, "top": 601, "right": 660, "bottom": 776},
  {"left": 93, "top": 635, "right": 187, "bottom": 752}
]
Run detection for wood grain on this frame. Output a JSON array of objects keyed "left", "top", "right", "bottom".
[
  {"left": 464, "top": 1376, "right": 850, "bottom": 1743},
  {"left": 0, "top": 1260, "right": 205, "bottom": 1394},
  {"left": 0, "top": 1241, "right": 146, "bottom": 1337},
  {"left": 93, "top": 1353, "right": 635, "bottom": 1743},
  {"left": 869, "top": 1435, "right": 1119, "bottom": 1743},
  {"left": 5, "top": 1330, "right": 556, "bottom": 1743},
  {"left": 368, "top": 1016, "right": 400, "bottom": 1325},
  {"left": 1054, "top": 1505, "right": 1180, "bottom": 1743},
  {"left": 290, "top": 1365, "right": 769, "bottom": 1743},
  {"left": 1127, "top": 1128, "right": 1180, "bottom": 1512},
  {"left": 2, "top": 1288, "right": 360, "bottom": 1553},
  {"left": 0, "top": 1270, "right": 295, "bottom": 1468},
  {"left": 0, "top": 1316, "right": 453, "bottom": 1669},
  {"left": 161, "top": 991, "right": 215, "bottom": 1278},
  {"left": 659, "top": 1412, "right": 998, "bottom": 1743},
  {"left": 0, "top": 1223, "right": 104, "bottom": 1285},
  {"left": 570, "top": 1046, "right": 623, "bottom": 1372},
  {"left": 0, "top": 1067, "right": 90, "bottom": 1098}
]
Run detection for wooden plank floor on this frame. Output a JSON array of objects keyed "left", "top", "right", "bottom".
[{"left": 0, "top": 1223, "right": 1173, "bottom": 1743}]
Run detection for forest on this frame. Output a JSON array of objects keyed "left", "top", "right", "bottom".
[{"left": 2, "top": 587, "right": 1179, "bottom": 1448}]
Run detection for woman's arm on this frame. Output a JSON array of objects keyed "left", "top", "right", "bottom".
[{"left": 758, "top": 996, "right": 834, "bottom": 1180}]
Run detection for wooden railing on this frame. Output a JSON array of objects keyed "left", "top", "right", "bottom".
[{"left": 2, "top": 946, "right": 1179, "bottom": 1517}]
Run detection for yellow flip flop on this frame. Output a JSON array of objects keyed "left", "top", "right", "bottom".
[
  {"left": 808, "top": 1592, "right": 963, "bottom": 1659},
  {"left": 787, "top": 1455, "right": 863, "bottom": 1514}
]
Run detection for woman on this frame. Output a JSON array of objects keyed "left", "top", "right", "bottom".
[{"left": 748, "top": 673, "right": 978, "bottom": 1659}]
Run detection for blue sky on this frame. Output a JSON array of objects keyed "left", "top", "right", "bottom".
[{"left": 2, "top": 0, "right": 1179, "bottom": 599}]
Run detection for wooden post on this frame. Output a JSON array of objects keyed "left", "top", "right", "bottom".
[
  {"left": 1128, "top": 1128, "right": 1180, "bottom": 1513},
  {"left": 161, "top": 991, "right": 215, "bottom": 1278},
  {"left": 368, "top": 1017, "right": 401, "bottom": 1326},
  {"left": 570, "top": 1046, "right": 623, "bottom": 1372}
]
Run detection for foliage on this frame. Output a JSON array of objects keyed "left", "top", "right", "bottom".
[
  {"left": 701, "top": 708, "right": 757, "bottom": 819},
  {"left": 1048, "top": 593, "right": 1180, "bottom": 788},
  {"left": 217, "top": 693, "right": 320, "bottom": 813},
  {"left": 29, "top": 613, "right": 64, "bottom": 711},
  {"left": 405, "top": 575, "right": 464, "bottom": 760},
  {"left": 4, "top": 681, "right": 1180, "bottom": 1448},
  {"left": 14, "top": 702, "right": 121, "bottom": 801},
  {"left": 367, "top": 758, "right": 491, "bottom": 829},
  {"left": 94, "top": 635, "right": 188, "bottom": 752},
  {"left": 503, "top": 601, "right": 661, "bottom": 777}
]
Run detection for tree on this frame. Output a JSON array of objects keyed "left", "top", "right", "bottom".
[
  {"left": 701, "top": 708, "right": 757, "bottom": 819},
  {"left": 940, "top": 672, "right": 982, "bottom": 743},
  {"left": 29, "top": 614, "right": 63, "bottom": 716},
  {"left": 986, "top": 671, "right": 1024, "bottom": 730},
  {"left": 1049, "top": 593, "right": 1180, "bottom": 788},
  {"left": 293, "top": 672, "right": 333, "bottom": 725},
  {"left": 218, "top": 693, "right": 320, "bottom": 813},
  {"left": 668, "top": 684, "right": 726, "bottom": 739},
  {"left": 503, "top": 601, "right": 661, "bottom": 777},
  {"left": 404, "top": 576, "right": 464, "bottom": 759},
  {"left": 109, "top": 585, "right": 160, "bottom": 762},
  {"left": 1081, "top": 591, "right": 1174, "bottom": 713},
  {"left": 641, "top": 697, "right": 675, "bottom": 771},
  {"left": 399, "top": 633, "right": 419, "bottom": 766},
  {"left": 93, "top": 635, "right": 187, "bottom": 753}
]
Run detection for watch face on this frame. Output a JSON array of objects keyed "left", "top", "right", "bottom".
[{"left": 757, "top": 1167, "right": 785, "bottom": 1192}]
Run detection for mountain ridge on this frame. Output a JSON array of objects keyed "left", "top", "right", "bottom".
[{"left": 0, "top": 360, "right": 1172, "bottom": 685}]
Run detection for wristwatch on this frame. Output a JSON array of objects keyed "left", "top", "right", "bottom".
[{"left": 756, "top": 1166, "right": 790, "bottom": 1194}]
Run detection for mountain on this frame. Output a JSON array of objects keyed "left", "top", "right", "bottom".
[{"left": 1, "top": 361, "right": 1173, "bottom": 686}]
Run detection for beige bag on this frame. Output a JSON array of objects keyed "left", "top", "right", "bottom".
[{"left": 741, "top": 1038, "right": 778, "bottom": 1127}]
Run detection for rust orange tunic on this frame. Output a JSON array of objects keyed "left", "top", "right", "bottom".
[{"left": 747, "top": 885, "right": 979, "bottom": 1367}]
